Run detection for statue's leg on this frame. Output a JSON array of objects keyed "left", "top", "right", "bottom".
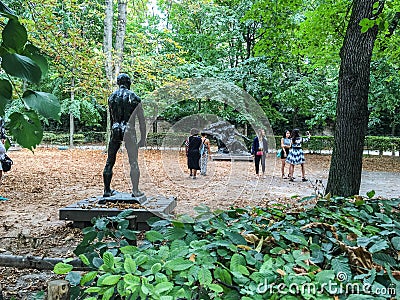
[
  {"left": 103, "top": 140, "right": 121, "bottom": 197},
  {"left": 125, "top": 134, "right": 143, "bottom": 197}
]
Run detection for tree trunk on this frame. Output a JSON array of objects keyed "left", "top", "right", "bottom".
[
  {"left": 326, "top": 0, "right": 380, "bottom": 197},
  {"left": 115, "top": 0, "right": 128, "bottom": 76},
  {"left": 69, "top": 76, "right": 75, "bottom": 148},
  {"left": 47, "top": 280, "right": 70, "bottom": 300},
  {"left": 104, "top": 0, "right": 114, "bottom": 148}
]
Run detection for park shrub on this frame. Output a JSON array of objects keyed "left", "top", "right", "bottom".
[{"left": 55, "top": 194, "right": 400, "bottom": 299}]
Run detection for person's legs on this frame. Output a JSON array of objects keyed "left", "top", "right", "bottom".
[
  {"left": 261, "top": 154, "right": 266, "bottom": 176},
  {"left": 281, "top": 159, "right": 286, "bottom": 178},
  {"left": 254, "top": 155, "right": 261, "bottom": 175},
  {"left": 301, "top": 164, "right": 307, "bottom": 181},
  {"left": 289, "top": 164, "right": 295, "bottom": 181}
]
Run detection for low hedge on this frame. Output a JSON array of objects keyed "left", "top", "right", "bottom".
[{"left": 42, "top": 131, "right": 400, "bottom": 154}]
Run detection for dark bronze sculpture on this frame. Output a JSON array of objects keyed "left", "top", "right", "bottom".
[{"left": 103, "top": 73, "right": 146, "bottom": 198}]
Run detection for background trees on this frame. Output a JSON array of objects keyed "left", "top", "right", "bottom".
[{"left": 1, "top": 0, "right": 399, "bottom": 195}]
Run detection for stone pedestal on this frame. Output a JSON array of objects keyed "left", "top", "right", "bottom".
[{"left": 59, "top": 193, "right": 176, "bottom": 230}]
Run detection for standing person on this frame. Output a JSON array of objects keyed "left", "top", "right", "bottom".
[
  {"left": 185, "top": 128, "right": 202, "bottom": 179},
  {"left": 280, "top": 130, "right": 291, "bottom": 179},
  {"left": 0, "top": 118, "right": 7, "bottom": 184},
  {"left": 200, "top": 132, "right": 211, "bottom": 176},
  {"left": 103, "top": 73, "right": 146, "bottom": 198},
  {"left": 285, "top": 129, "right": 311, "bottom": 182},
  {"left": 251, "top": 129, "right": 268, "bottom": 178}
]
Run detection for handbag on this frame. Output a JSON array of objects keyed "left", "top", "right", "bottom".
[
  {"left": 277, "top": 150, "right": 281, "bottom": 158},
  {"left": 1, "top": 154, "right": 13, "bottom": 172},
  {"left": 256, "top": 150, "right": 263, "bottom": 156}
]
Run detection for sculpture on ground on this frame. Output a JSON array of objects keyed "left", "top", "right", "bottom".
[
  {"left": 102, "top": 73, "right": 146, "bottom": 200},
  {"left": 202, "top": 121, "right": 250, "bottom": 155}
]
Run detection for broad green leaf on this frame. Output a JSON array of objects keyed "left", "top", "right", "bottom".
[
  {"left": 2, "top": 19, "right": 27, "bottom": 51},
  {"left": 1, "top": 53, "right": 42, "bottom": 83},
  {"left": 154, "top": 281, "right": 173, "bottom": 294},
  {"left": 65, "top": 271, "right": 81, "bottom": 286},
  {"left": 315, "top": 270, "right": 335, "bottom": 285},
  {"left": 102, "top": 286, "right": 115, "bottom": 300},
  {"left": 0, "top": 79, "right": 12, "bottom": 99},
  {"left": 208, "top": 283, "right": 223, "bottom": 293},
  {"left": 369, "top": 240, "right": 389, "bottom": 253},
  {"left": 198, "top": 267, "right": 212, "bottom": 285},
  {"left": 164, "top": 257, "right": 193, "bottom": 271},
  {"left": 103, "top": 252, "right": 115, "bottom": 268},
  {"left": 53, "top": 262, "right": 73, "bottom": 274},
  {"left": 331, "top": 257, "right": 351, "bottom": 282},
  {"left": 80, "top": 271, "right": 98, "bottom": 286},
  {"left": 22, "top": 90, "right": 60, "bottom": 121},
  {"left": 84, "top": 287, "right": 102, "bottom": 293},
  {"left": 230, "top": 253, "right": 246, "bottom": 272},
  {"left": 214, "top": 267, "right": 232, "bottom": 285},
  {"left": 25, "top": 51, "right": 49, "bottom": 78},
  {"left": 165, "top": 227, "right": 186, "bottom": 240},
  {"left": 280, "top": 232, "right": 308, "bottom": 245},
  {"left": 366, "top": 190, "right": 376, "bottom": 199},
  {"left": 120, "top": 229, "right": 137, "bottom": 240},
  {"left": 145, "top": 230, "right": 165, "bottom": 242},
  {"left": 8, "top": 111, "right": 43, "bottom": 150},
  {"left": 225, "top": 231, "right": 247, "bottom": 245},
  {"left": 151, "top": 263, "right": 162, "bottom": 274},
  {"left": 0, "top": 2, "right": 16, "bottom": 18},
  {"left": 79, "top": 254, "right": 90, "bottom": 266},
  {"left": 0, "top": 79, "right": 12, "bottom": 116},
  {"left": 124, "top": 256, "right": 137, "bottom": 273},
  {"left": 101, "top": 274, "right": 121, "bottom": 286},
  {"left": 391, "top": 237, "right": 400, "bottom": 250}
]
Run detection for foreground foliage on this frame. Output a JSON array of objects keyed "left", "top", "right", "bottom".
[{"left": 55, "top": 195, "right": 400, "bottom": 299}]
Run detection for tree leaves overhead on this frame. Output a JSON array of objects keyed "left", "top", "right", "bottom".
[
  {"left": 2, "top": 18, "right": 27, "bottom": 51},
  {"left": 22, "top": 90, "right": 61, "bottom": 121},
  {"left": 8, "top": 111, "right": 43, "bottom": 151},
  {"left": 1, "top": 53, "right": 42, "bottom": 83}
]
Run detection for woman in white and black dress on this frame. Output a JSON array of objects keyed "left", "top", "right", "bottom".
[
  {"left": 185, "top": 128, "right": 202, "bottom": 179},
  {"left": 285, "top": 128, "right": 311, "bottom": 182}
]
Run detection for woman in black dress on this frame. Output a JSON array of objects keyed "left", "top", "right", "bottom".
[{"left": 185, "top": 128, "right": 202, "bottom": 179}]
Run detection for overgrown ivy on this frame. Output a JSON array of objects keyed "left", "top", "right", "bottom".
[{"left": 55, "top": 195, "right": 400, "bottom": 299}]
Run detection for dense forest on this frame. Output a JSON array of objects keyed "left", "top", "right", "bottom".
[
  {"left": 1, "top": 0, "right": 399, "bottom": 196},
  {"left": 1, "top": 0, "right": 399, "bottom": 136}
]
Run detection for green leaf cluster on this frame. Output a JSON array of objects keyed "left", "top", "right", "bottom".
[
  {"left": 0, "top": 1, "right": 60, "bottom": 150},
  {"left": 56, "top": 195, "right": 400, "bottom": 299}
]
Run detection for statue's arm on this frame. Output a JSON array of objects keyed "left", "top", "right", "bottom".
[{"left": 137, "top": 102, "right": 146, "bottom": 147}]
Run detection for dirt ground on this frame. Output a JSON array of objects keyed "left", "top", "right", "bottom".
[{"left": 0, "top": 146, "right": 399, "bottom": 298}]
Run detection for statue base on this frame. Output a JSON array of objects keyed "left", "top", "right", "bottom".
[
  {"left": 98, "top": 192, "right": 147, "bottom": 205},
  {"left": 210, "top": 154, "right": 253, "bottom": 161},
  {"left": 59, "top": 194, "right": 176, "bottom": 230}
]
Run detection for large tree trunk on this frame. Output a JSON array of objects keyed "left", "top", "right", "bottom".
[
  {"left": 69, "top": 76, "right": 75, "bottom": 148},
  {"left": 104, "top": 0, "right": 114, "bottom": 148},
  {"left": 326, "top": 0, "right": 381, "bottom": 197},
  {"left": 114, "top": 0, "right": 128, "bottom": 76}
]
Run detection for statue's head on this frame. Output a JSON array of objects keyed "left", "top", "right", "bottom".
[{"left": 117, "top": 73, "right": 131, "bottom": 88}]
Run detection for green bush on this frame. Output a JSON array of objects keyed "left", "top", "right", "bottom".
[{"left": 55, "top": 194, "right": 400, "bottom": 299}]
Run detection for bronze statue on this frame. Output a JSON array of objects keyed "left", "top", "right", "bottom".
[{"left": 103, "top": 73, "right": 146, "bottom": 198}]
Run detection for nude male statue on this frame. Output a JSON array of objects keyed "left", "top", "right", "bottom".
[{"left": 103, "top": 73, "right": 146, "bottom": 198}]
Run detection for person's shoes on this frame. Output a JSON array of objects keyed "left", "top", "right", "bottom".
[
  {"left": 282, "top": 174, "right": 288, "bottom": 179},
  {"left": 289, "top": 177, "right": 294, "bottom": 182},
  {"left": 302, "top": 177, "right": 308, "bottom": 182}
]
